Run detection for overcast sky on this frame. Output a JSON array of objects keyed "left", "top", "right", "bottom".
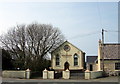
[{"left": 0, "top": 2, "right": 118, "bottom": 56}]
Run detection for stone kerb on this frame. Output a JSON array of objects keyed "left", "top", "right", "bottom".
[{"left": 62, "top": 69, "right": 70, "bottom": 79}]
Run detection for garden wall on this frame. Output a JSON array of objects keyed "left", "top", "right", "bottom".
[
  {"left": 2, "top": 70, "right": 30, "bottom": 79},
  {"left": 85, "top": 71, "right": 103, "bottom": 79}
]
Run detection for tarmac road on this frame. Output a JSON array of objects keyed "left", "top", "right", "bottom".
[{"left": 1, "top": 76, "right": 120, "bottom": 84}]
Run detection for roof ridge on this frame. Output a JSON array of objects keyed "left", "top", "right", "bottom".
[{"left": 51, "top": 40, "right": 85, "bottom": 53}]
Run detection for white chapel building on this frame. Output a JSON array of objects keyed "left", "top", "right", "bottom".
[{"left": 51, "top": 41, "right": 85, "bottom": 71}]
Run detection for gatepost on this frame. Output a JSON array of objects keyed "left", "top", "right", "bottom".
[
  {"left": 43, "top": 68, "right": 48, "bottom": 79},
  {"left": 26, "top": 68, "right": 31, "bottom": 79},
  {"left": 85, "top": 70, "right": 90, "bottom": 79},
  {"left": 62, "top": 69, "right": 70, "bottom": 79}
]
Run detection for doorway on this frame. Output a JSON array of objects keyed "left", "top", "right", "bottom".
[
  {"left": 90, "top": 64, "right": 93, "bottom": 71},
  {"left": 64, "top": 61, "right": 69, "bottom": 70}
]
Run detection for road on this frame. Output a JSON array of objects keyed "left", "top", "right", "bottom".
[{"left": 1, "top": 76, "right": 120, "bottom": 83}]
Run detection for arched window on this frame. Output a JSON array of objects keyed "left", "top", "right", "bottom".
[
  {"left": 56, "top": 54, "right": 60, "bottom": 66},
  {"left": 74, "top": 54, "right": 78, "bottom": 66}
]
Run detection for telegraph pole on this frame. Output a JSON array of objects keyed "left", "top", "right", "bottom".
[
  {"left": 102, "top": 29, "right": 104, "bottom": 44},
  {"left": 102, "top": 29, "right": 104, "bottom": 71}
]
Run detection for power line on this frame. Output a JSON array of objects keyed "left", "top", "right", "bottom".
[
  {"left": 67, "top": 29, "right": 118, "bottom": 40},
  {"left": 105, "top": 30, "right": 120, "bottom": 32},
  {"left": 68, "top": 30, "right": 101, "bottom": 40}
]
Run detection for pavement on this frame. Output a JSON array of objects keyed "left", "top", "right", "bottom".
[{"left": 1, "top": 76, "right": 120, "bottom": 82}]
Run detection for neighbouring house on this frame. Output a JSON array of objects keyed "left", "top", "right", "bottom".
[
  {"left": 51, "top": 41, "right": 85, "bottom": 72},
  {"left": 98, "top": 39, "right": 120, "bottom": 75},
  {"left": 86, "top": 56, "right": 98, "bottom": 71}
]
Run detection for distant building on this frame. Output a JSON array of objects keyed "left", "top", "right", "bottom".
[
  {"left": 98, "top": 40, "right": 120, "bottom": 75},
  {"left": 51, "top": 41, "right": 85, "bottom": 72},
  {"left": 86, "top": 56, "right": 98, "bottom": 71}
]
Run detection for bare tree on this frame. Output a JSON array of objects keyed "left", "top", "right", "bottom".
[{"left": 0, "top": 23, "right": 64, "bottom": 70}]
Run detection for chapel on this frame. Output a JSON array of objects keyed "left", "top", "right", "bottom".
[{"left": 51, "top": 41, "right": 85, "bottom": 72}]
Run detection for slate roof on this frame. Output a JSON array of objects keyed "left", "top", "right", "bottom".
[
  {"left": 101, "top": 44, "right": 120, "bottom": 59},
  {"left": 86, "top": 56, "right": 98, "bottom": 63}
]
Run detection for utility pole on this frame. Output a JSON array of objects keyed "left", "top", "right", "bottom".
[
  {"left": 102, "top": 29, "right": 104, "bottom": 71},
  {"left": 102, "top": 29, "right": 104, "bottom": 44}
]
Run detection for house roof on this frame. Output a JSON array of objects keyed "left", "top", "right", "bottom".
[
  {"left": 101, "top": 44, "right": 120, "bottom": 59},
  {"left": 86, "top": 56, "right": 98, "bottom": 63},
  {"left": 51, "top": 40, "right": 85, "bottom": 54}
]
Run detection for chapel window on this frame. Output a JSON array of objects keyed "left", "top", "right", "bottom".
[
  {"left": 56, "top": 54, "right": 60, "bottom": 66},
  {"left": 115, "top": 63, "right": 120, "bottom": 70},
  {"left": 74, "top": 54, "right": 78, "bottom": 66}
]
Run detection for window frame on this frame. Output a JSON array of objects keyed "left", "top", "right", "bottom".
[
  {"left": 56, "top": 54, "right": 60, "bottom": 66},
  {"left": 115, "top": 62, "right": 120, "bottom": 70},
  {"left": 74, "top": 54, "right": 78, "bottom": 66}
]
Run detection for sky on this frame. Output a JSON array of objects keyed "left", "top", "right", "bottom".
[{"left": 0, "top": 2, "right": 118, "bottom": 56}]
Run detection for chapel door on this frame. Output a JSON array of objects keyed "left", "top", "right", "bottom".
[{"left": 64, "top": 61, "right": 69, "bottom": 70}]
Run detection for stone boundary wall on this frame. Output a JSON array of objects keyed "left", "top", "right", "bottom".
[
  {"left": 2, "top": 70, "right": 30, "bottom": 79},
  {"left": 48, "top": 71, "right": 54, "bottom": 79},
  {"left": 90, "top": 71, "right": 103, "bottom": 79},
  {"left": 43, "top": 69, "right": 54, "bottom": 79},
  {"left": 85, "top": 71, "right": 103, "bottom": 79}
]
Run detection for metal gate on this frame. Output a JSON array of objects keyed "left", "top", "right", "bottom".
[{"left": 70, "top": 70, "right": 84, "bottom": 79}]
